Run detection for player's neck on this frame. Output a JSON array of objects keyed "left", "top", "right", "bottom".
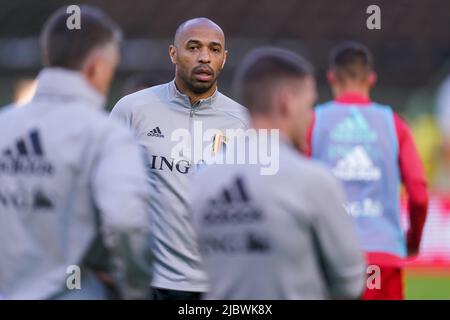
[
  {"left": 332, "top": 85, "right": 370, "bottom": 100},
  {"left": 251, "top": 116, "right": 292, "bottom": 141}
]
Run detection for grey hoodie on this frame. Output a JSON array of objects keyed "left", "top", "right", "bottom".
[
  {"left": 191, "top": 137, "right": 366, "bottom": 299},
  {"left": 0, "top": 68, "right": 152, "bottom": 299}
]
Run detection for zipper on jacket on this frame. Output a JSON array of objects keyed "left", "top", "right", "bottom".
[
  {"left": 190, "top": 101, "right": 200, "bottom": 117},
  {"left": 188, "top": 101, "right": 201, "bottom": 161}
]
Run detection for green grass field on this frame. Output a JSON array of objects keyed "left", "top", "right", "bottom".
[{"left": 406, "top": 271, "right": 450, "bottom": 300}]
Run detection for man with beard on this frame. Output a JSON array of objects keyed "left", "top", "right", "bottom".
[{"left": 110, "top": 17, "right": 249, "bottom": 300}]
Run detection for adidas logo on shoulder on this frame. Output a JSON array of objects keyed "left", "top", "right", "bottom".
[{"left": 147, "top": 126, "right": 164, "bottom": 138}]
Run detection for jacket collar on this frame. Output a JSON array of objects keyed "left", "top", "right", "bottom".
[
  {"left": 33, "top": 68, "right": 105, "bottom": 109},
  {"left": 168, "top": 79, "right": 218, "bottom": 109},
  {"left": 335, "top": 92, "right": 372, "bottom": 105}
]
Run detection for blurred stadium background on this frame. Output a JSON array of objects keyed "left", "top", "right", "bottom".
[{"left": 1, "top": 0, "right": 450, "bottom": 299}]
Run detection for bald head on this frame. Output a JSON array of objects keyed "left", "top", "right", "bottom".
[
  {"left": 169, "top": 18, "right": 228, "bottom": 101},
  {"left": 174, "top": 17, "right": 225, "bottom": 48}
]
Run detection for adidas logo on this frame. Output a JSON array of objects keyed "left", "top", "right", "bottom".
[
  {"left": 147, "top": 127, "right": 164, "bottom": 138},
  {"left": 333, "top": 145, "right": 381, "bottom": 181},
  {"left": 202, "top": 176, "right": 263, "bottom": 225},
  {"left": 3, "top": 129, "right": 43, "bottom": 157},
  {"left": 210, "top": 176, "right": 250, "bottom": 205},
  {"left": 331, "top": 109, "right": 377, "bottom": 142},
  {"left": 0, "top": 129, "right": 53, "bottom": 175},
  {"left": 199, "top": 176, "right": 271, "bottom": 255}
]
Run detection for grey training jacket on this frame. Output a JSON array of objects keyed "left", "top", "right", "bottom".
[
  {"left": 0, "top": 68, "right": 152, "bottom": 299},
  {"left": 190, "top": 137, "right": 366, "bottom": 299},
  {"left": 110, "top": 80, "right": 249, "bottom": 292}
]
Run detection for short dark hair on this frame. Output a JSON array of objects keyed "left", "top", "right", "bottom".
[
  {"left": 329, "top": 41, "right": 373, "bottom": 81},
  {"left": 40, "top": 5, "right": 122, "bottom": 70},
  {"left": 234, "top": 47, "right": 314, "bottom": 114}
]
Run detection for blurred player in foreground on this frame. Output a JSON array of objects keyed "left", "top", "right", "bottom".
[
  {"left": 308, "top": 42, "right": 429, "bottom": 299},
  {"left": 190, "top": 47, "right": 366, "bottom": 299},
  {"left": 0, "top": 6, "right": 152, "bottom": 299}
]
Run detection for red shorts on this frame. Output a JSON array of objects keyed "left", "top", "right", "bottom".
[{"left": 363, "top": 265, "right": 404, "bottom": 300}]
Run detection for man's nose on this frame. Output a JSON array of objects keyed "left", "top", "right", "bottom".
[{"left": 198, "top": 47, "right": 211, "bottom": 64}]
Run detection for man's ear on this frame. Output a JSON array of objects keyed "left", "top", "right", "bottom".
[
  {"left": 169, "top": 45, "right": 177, "bottom": 65},
  {"left": 368, "top": 71, "right": 377, "bottom": 87},
  {"left": 81, "top": 50, "right": 101, "bottom": 83},
  {"left": 326, "top": 69, "right": 336, "bottom": 85},
  {"left": 221, "top": 50, "right": 228, "bottom": 69},
  {"left": 277, "top": 86, "right": 292, "bottom": 118}
]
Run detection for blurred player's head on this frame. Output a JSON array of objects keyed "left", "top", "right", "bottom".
[
  {"left": 40, "top": 5, "right": 122, "bottom": 95},
  {"left": 327, "top": 41, "right": 376, "bottom": 97},
  {"left": 169, "top": 18, "right": 227, "bottom": 100},
  {"left": 234, "top": 47, "right": 316, "bottom": 150}
]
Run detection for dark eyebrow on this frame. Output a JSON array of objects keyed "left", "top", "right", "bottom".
[
  {"left": 185, "top": 40, "right": 223, "bottom": 48},
  {"left": 186, "top": 40, "right": 202, "bottom": 46},
  {"left": 209, "top": 42, "right": 223, "bottom": 49}
]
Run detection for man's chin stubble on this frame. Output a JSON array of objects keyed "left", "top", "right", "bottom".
[{"left": 189, "top": 81, "right": 214, "bottom": 94}]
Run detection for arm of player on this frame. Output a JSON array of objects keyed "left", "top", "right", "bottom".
[
  {"left": 91, "top": 119, "right": 152, "bottom": 300},
  {"left": 310, "top": 170, "right": 366, "bottom": 299},
  {"left": 394, "top": 114, "right": 429, "bottom": 257}
]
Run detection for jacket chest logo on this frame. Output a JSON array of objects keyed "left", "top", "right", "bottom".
[{"left": 147, "top": 126, "right": 165, "bottom": 138}]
